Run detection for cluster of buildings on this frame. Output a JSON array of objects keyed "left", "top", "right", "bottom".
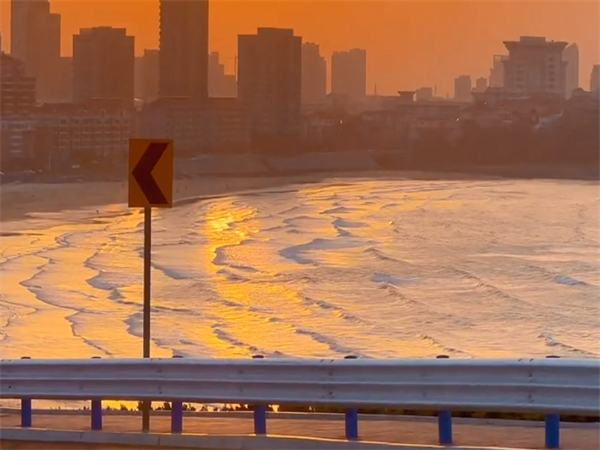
[{"left": 1, "top": 0, "right": 598, "bottom": 172}]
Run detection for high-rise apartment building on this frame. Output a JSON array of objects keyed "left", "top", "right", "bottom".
[
  {"left": 474, "top": 77, "right": 488, "bottom": 93},
  {"left": 159, "top": 0, "right": 209, "bottom": 103},
  {"left": 301, "top": 43, "right": 327, "bottom": 105},
  {"left": 10, "top": 0, "right": 61, "bottom": 102},
  {"left": 331, "top": 49, "right": 367, "bottom": 98},
  {"left": 135, "top": 49, "right": 160, "bottom": 103},
  {"left": 563, "top": 43, "right": 579, "bottom": 98},
  {"left": 454, "top": 75, "right": 472, "bottom": 102},
  {"left": 73, "top": 27, "right": 135, "bottom": 107},
  {"left": 238, "top": 28, "right": 302, "bottom": 139},
  {"left": 503, "top": 36, "right": 568, "bottom": 97},
  {"left": 489, "top": 55, "right": 508, "bottom": 88},
  {"left": 415, "top": 87, "right": 433, "bottom": 102},
  {"left": 208, "top": 52, "right": 237, "bottom": 98},
  {"left": 591, "top": 65, "right": 600, "bottom": 93}
]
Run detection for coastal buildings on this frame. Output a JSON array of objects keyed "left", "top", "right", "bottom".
[
  {"left": 208, "top": 52, "right": 237, "bottom": 98},
  {"left": 489, "top": 55, "right": 508, "bottom": 88},
  {"left": 301, "top": 42, "right": 327, "bottom": 105},
  {"left": 135, "top": 49, "right": 160, "bottom": 104},
  {"left": 563, "top": 43, "right": 579, "bottom": 99},
  {"left": 331, "top": 49, "right": 367, "bottom": 99},
  {"left": 415, "top": 87, "right": 433, "bottom": 102},
  {"left": 73, "top": 27, "right": 135, "bottom": 108},
  {"left": 10, "top": 0, "right": 62, "bottom": 102},
  {"left": 159, "top": 0, "right": 209, "bottom": 103},
  {"left": 474, "top": 77, "right": 488, "bottom": 93},
  {"left": 502, "top": 36, "right": 568, "bottom": 97},
  {"left": 454, "top": 75, "right": 472, "bottom": 102},
  {"left": 238, "top": 27, "right": 302, "bottom": 146}
]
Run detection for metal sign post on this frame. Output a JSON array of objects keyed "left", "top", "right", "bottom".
[{"left": 128, "top": 139, "right": 174, "bottom": 432}]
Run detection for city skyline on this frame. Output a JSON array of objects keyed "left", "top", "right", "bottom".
[{"left": 1, "top": 0, "right": 598, "bottom": 96}]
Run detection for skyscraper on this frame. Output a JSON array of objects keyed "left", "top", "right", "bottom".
[
  {"left": 238, "top": 28, "right": 302, "bottom": 140},
  {"left": 563, "top": 43, "right": 579, "bottom": 98},
  {"left": 331, "top": 49, "right": 367, "bottom": 98},
  {"left": 159, "top": 0, "right": 209, "bottom": 103},
  {"left": 73, "top": 27, "right": 135, "bottom": 107},
  {"left": 10, "top": 0, "right": 61, "bottom": 102},
  {"left": 135, "top": 49, "right": 160, "bottom": 103},
  {"left": 489, "top": 55, "right": 508, "bottom": 88},
  {"left": 591, "top": 65, "right": 600, "bottom": 93},
  {"left": 454, "top": 75, "right": 472, "bottom": 102},
  {"left": 301, "top": 43, "right": 327, "bottom": 105},
  {"left": 503, "top": 36, "right": 568, "bottom": 97},
  {"left": 474, "top": 77, "right": 488, "bottom": 93}
]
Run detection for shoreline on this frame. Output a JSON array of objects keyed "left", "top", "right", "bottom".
[{"left": 1, "top": 167, "right": 597, "bottom": 224}]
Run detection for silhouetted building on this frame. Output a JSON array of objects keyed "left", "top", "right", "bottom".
[
  {"left": 208, "top": 52, "right": 237, "bottom": 98},
  {"left": 238, "top": 28, "right": 302, "bottom": 143},
  {"left": 135, "top": 49, "right": 159, "bottom": 103},
  {"left": 503, "top": 36, "right": 568, "bottom": 97},
  {"left": 415, "top": 87, "right": 433, "bottom": 102},
  {"left": 10, "top": 0, "right": 61, "bottom": 102},
  {"left": 454, "top": 75, "right": 472, "bottom": 102},
  {"left": 474, "top": 77, "right": 488, "bottom": 93},
  {"left": 73, "top": 27, "right": 135, "bottom": 108},
  {"left": 1, "top": 53, "right": 37, "bottom": 164},
  {"left": 302, "top": 42, "right": 327, "bottom": 105},
  {"left": 331, "top": 49, "right": 367, "bottom": 99},
  {"left": 591, "top": 65, "right": 600, "bottom": 93},
  {"left": 563, "top": 43, "right": 579, "bottom": 99},
  {"left": 159, "top": 0, "right": 209, "bottom": 103},
  {"left": 489, "top": 55, "right": 508, "bottom": 88}
]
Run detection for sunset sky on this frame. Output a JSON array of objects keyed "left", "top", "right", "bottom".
[{"left": 1, "top": 0, "right": 599, "bottom": 96}]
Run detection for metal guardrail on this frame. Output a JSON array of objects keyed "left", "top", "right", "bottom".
[{"left": 1, "top": 357, "right": 599, "bottom": 449}]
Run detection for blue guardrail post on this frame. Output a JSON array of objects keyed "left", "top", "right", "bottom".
[
  {"left": 171, "top": 355, "right": 184, "bottom": 433},
  {"left": 436, "top": 355, "right": 453, "bottom": 446},
  {"left": 20, "top": 356, "right": 32, "bottom": 428},
  {"left": 344, "top": 355, "right": 359, "bottom": 440},
  {"left": 90, "top": 356, "right": 103, "bottom": 431},
  {"left": 252, "top": 355, "right": 267, "bottom": 435},
  {"left": 545, "top": 355, "right": 561, "bottom": 449}
]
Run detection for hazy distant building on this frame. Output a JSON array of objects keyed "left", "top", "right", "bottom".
[
  {"left": 238, "top": 28, "right": 302, "bottom": 141},
  {"left": 591, "top": 65, "right": 600, "bottom": 92},
  {"left": 415, "top": 87, "right": 433, "bottom": 102},
  {"left": 489, "top": 55, "right": 508, "bottom": 88},
  {"left": 563, "top": 43, "right": 579, "bottom": 98},
  {"left": 159, "top": 0, "right": 209, "bottom": 103},
  {"left": 503, "top": 36, "right": 568, "bottom": 97},
  {"left": 73, "top": 27, "right": 135, "bottom": 107},
  {"left": 208, "top": 52, "right": 237, "bottom": 98},
  {"left": 10, "top": 0, "right": 61, "bottom": 102},
  {"left": 454, "top": 75, "right": 472, "bottom": 102},
  {"left": 474, "top": 77, "right": 488, "bottom": 93},
  {"left": 135, "top": 49, "right": 159, "bottom": 103},
  {"left": 301, "top": 42, "right": 327, "bottom": 105},
  {"left": 331, "top": 48, "right": 367, "bottom": 98}
]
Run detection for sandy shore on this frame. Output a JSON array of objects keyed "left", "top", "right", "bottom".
[
  {"left": 1, "top": 412, "right": 598, "bottom": 449},
  {"left": 0, "top": 175, "right": 329, "bottom": 224}
]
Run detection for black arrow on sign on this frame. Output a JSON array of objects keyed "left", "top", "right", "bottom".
[{"left": 132, "top": 142, "right": 169, "bottom": 205}]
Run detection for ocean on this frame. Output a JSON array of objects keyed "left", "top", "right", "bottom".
[{"left": 1, "top": 177, "right": 599, "bottom": 360}]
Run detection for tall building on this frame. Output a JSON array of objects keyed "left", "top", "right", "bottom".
[
  {"left": 10, "top": 0, "right": 61, "bottom": 102},
  {"left": 563, "top": 43, "right": 579, "bottom": 98},
  {"left": 301, "top": 42, "right": 327, "bottom": 105},
  {"left": 454, "top": 75, "right": 472, "bottom": 102},
  {"left": 331, "top": 48, "right": 367, "bottom": 98},
  {"left": 238, "top": 28, "right": 302, "bottom": 140},
  {"left": 159, "top": 0, "right": 209, "bottom": 103},
  {"left": 489, "top": 55, "right": 508, "bottom": 88},
  {"left": 135, "top": 49, "right": 160, "bottom": 103},
  {"left": 415, "top": 87, "right": 433, "bottom": 102},
  {"left": 474, "top": 77, "right": 488, "bottom": 93},
  {"left": 591, "top": 65, "right": 600, "bottom": 93},
  {"left": 503, "top": 36, "right": 568, "bottom": 97},
  {"left": 208, "top": 52, "right": 237, "bottom": 98},
  {"left": 73, "top": 27, "right": 135, "bottom": 107}
]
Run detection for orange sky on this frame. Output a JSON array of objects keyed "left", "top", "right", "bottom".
[{"left": 1, "top": 0, "right": 599, "bottom": 95}]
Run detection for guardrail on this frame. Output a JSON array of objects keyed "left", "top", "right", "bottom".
[{"left": 1, "top": 357, "right": 599, "bottom": 449}]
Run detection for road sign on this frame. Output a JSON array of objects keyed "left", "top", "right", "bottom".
[
  {"left": 128, "top": 139, "right": 173, "bottom": 208},
  {"left": 128, "top": 138, "right": 174, "bottom": 432}
]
